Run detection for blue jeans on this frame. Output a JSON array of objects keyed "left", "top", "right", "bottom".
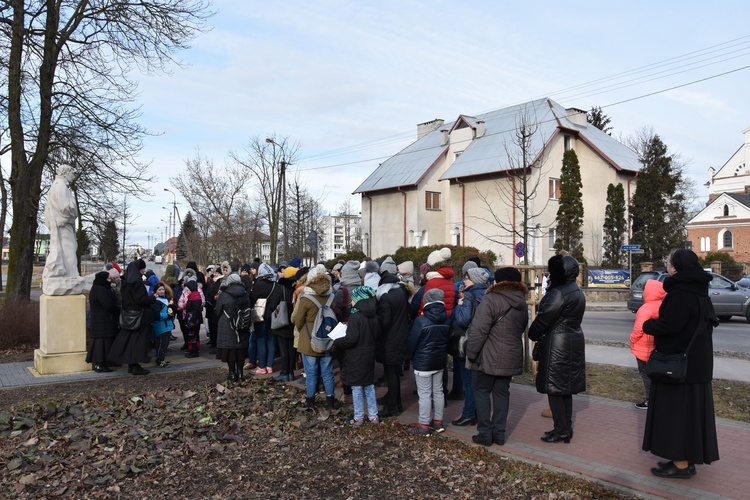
[
  {"left": 254, "top": 320, "right": 275, "bottom": 369},
  {"left": 459, "top": 361, "right": 476, "bottom": 419},
  {"left": 352, "top": 385, "right": 378, "bottom": 420},
  {"left": 302, "top": 353, "right": 335, "bottom": 398},
  {"left": 248, "top": 329, "right": 257, "bottom": 365}
]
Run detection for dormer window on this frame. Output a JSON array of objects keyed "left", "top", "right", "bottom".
[{"left": 724, "top": 204, "right": 729, "bottom": 216}]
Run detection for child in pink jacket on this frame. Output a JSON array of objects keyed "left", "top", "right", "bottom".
[{"left": 629, "top": 279, "right": 665, "bottom": 410}]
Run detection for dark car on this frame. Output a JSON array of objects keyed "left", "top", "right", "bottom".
[{"left": 628, "top": 270, "right": 750, "bottom": 322}]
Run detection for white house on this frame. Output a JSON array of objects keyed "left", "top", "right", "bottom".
[
  {"left": 705, "top": 127, "right": 750, "bottom": 201},
  {"left": 354, "top": 98, "right": 641, "bottom": 265}
]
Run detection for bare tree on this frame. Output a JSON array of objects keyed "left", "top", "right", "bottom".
[
  {"left": 586, "top": 220, "right": 603, "bottom": 267},
  {"left": 171, "top": 151, "right": 254, "bottom": 263},
  {"left": 230, "top": 136, "right": 300, "bottom": 263},
  {"left": 469, "top": 107, "right": 552, "bottom": 264},
  {"left": 1, "top": 0, "right": 210, "bottom": 302},
  {"left": 286, "top": 176, "right": 325, "bottom": 261}
]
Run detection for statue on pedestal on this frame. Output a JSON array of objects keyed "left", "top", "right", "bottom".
[{"left": 42, "top": 165, "right": 85, "bottom": 296}]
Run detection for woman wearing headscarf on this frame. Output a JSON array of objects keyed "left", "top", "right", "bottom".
[
  {"left": 109, "top": 259, "right": 157, "bottom": 375},
  {"left": 86, "top": 271, "right": 120, "bottom": 372},
  {"left": 642, "top": 249, "right": 720, "bottom": 479},
  {"left": 248, "top": 263, "right": 277, "bottom": 375},
  {"left": 465, "top": 267, "right": 528, "bottom": 446},
  {"left": 215, "top": 273, "right": 250, "bottom": 382},
  {"left": 528, "top": 254, "right": 586, "bottom": 443}
]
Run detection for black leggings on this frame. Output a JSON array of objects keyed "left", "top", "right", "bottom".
[
  {"left": 384, "top": 364, "right": 402, "bottom": 411},
  {"left": 276, "top": 336, "right": 296, "bottom": 375},
  {"left": 548, "top": 394, "right": 573, "bottom": 434}
]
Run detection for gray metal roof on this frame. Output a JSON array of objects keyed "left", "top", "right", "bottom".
[{"left": 354, "top": 98, "right": 640, "bottom": 193}]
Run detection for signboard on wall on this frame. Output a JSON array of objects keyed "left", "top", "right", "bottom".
[{"left": 587, "top": 269, "right": 631, "bottom": 288}]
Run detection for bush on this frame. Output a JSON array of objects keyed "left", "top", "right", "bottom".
[
  {"left": 380, "top": 245, "right": 496, "bottom": 280},
  {"left": 1, "top": 299, "right": 40, "bottom": 349},
  {"left": 324, "top": 250, "right": 367, "bottom": 270}
]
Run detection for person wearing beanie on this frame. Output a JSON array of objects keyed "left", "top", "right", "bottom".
[
  {"left": 340, "top": 260, "right": 362, "bottom": 289},
  {"left": 147, "top": 274, "right": 161, "bottom": 295},
  {"left": 465, "top": 267, "right": 528, "bottom": 447},
  {"left": 179, "top": 278, "right": 205, "bottom": 359},
  {"left": 292, "top": 262, "right": 341, "bottom": 411},
  {"left": 641, "top": 249, "right": 719, "bottom": 477},
  {"left": 406, "top": 287, "right": 450, "bottom": 435},
  {"left": 267, "top": 264, "right": 297, "bottom": 382},
  {"left": 288, "top": 257, "right": 302, "bottom": 268},
  {"left": 427, "top": 247, "right": 452, "bottom": 267},
  {"left": 108, "top": 259, "right": 157, "bottom": 376},
  {"left": 150, "top": 281, "right": 175, "bottom": 368},
  {"left": 375, "top": 267, "right": 412, "bottom": 418},
  {"left": 380, "top": 256, "right": 398, "bottom": 276},
  {"left": 529, "top": 255, "right": 586, "bottom": 444},
  {"left": 449, "top": 258, "right": 490, "bottom": 427},
  {"left": 214, "top": 272, "right": 251, "bottom": 383},
  {"left": 419, "top": 256, "right": 455, "bottom": 317},
  {"left": 240, "top": 263, "right": 253, "bottom": 293},
  {"left": 87, "top": 271, "right": 120, "bottom": 373},
  {"left": 363, "top": 260, "right": 380, "bottom": 289},
  {"left": 247, "top": 262, "right": 279, "bottom": 375},
  {"left": 333, "top": 285, "right": 380, "bottom": 425}
]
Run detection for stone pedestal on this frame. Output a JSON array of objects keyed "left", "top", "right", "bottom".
[{"left": 34, "top": 294, "right": 89, "bottom": 374}]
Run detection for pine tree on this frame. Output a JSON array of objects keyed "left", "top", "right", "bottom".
[
  {"left": 176, "top": 212, "right": 198, "bottom": 261},
  {"left": 554, "top": 149, "right": 585, "bottom": 262},
  {"left": 99, "top": 220, "right": 119, "bottom": 262},
  {"left": 602, "top": 183, "right": 627, "bottom": 268},
  {"left": 630, "top": 134, "right": 687, "bottom": 266},
  {"left": 587, "top": 106, "right": 613, "bottom": 135}
]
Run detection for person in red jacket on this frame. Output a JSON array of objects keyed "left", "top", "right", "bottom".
[
  {"left": 419, "top": 247, "right": 456, "bottom": 317},
  {"left": 629, "top": 279, "right": 665, "bottom": 410}
]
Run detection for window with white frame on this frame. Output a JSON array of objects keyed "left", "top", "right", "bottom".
[
  {"left": 549, "top": 178, "right": 561, "bottom": 200},
  {"left": 548, "top": 228, "right": 557, "bottom": 250},
  {"left": 700, "top": 236, "right": 711, "bottom": 252}
]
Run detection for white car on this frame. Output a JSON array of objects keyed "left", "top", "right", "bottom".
[{"left": 154, "top": 255, "right": 163, "bottom": 264}]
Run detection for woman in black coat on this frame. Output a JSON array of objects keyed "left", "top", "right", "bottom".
[
  {"left": 265, "top": 272, "right": 296, "bottom": 382},
  {"left": 642, "top": 249, "right": 720, "bottom": 479},
  {"left": 529, "top": 254, "right": 586, "bottom": 444},
  {"left": 375, "top": 271, "right": 412, "bottom": 417},
  {"left": 86, "top": 271, "right": 120, "bottom": 372},
  {"left": 214, "top": 273, "right": 250, "bottom": 382},
  {"left": 109, "top": 259, "right": 156, "bottom": 375}
]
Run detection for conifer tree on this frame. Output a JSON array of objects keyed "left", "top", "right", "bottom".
[
  {"left": 99, "top": 220, "right": 120, "bottom": 262},
  {"left": 176, "top": 212, "right": 198, "bottom": 261},
  {"left": 587, "top": 106, "right": 613, "bottom": 135},
  {"left": 602, "top": 184, "right": 627, "bottom": 268},
  {"left": 554, "top": 149, "right": 585, "bottom": 262},
  {"left": 630, "top": 133, "right": 687, "bottom": 266}
]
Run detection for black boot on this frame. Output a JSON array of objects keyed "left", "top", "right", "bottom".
[
  {"left": 326, "top": 395, "right": 342, "bottom": 410},
  {"left": 305, "top": 397, "right": 316, "bottom": 409}
]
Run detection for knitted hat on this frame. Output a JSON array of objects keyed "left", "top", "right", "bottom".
[
  {"left": 419, "top": 263, "right": 430, "bottom": 276},
  {"left": 224, "top": 273, "right": 241, "bottom": 286},
  {"left": 295, "top": 267, "right": 310, "bottom": 282},
  {"left": 241, "top": 263, "right": 251, "bottom": 273},
  {"left": 423, "top": 288, "right": 444, "bottom": 305},
  {"left": 151, "top": 281, "right": 166, "bottom": 295},
  {"left": 186, "top": 280, "right": 198, "bottom": 291},
  {"left": 332, "top": 262, "right": 344, "bottom": 272},
  {"left": 397, "top": 260, "right": 414, "bottom": 277},
  {"left": 351, "top": 286, "right": 376, "bottom": 304},
  {"left": 289, "top": 257, "right": 302, "bottom": 268},
  {"left": 379, "top": 256, "right": 397, "bottom": 275},
  {"left": 495, "top": 267, "right": 522, "bottom": 283},
  {"left": 283, "top": 266, "right": 298, "bottom": 279},
  {"left": 467, "top": 267, "right": 488, "bottom": 285},
  {"left": 108, "top": 268, "right": 120, "bottom": 280},
  {"left": 427, "top": 247, "right": 451, "bottom": 266},
  {"left": 340, "top": 260, "right": 361, "bottom": 285},
  {"left": 462, "top": 260, "right": 478, "bottom": 275},
  {"left": 365, "top": 260, "right": 380, "bottom": 274},
  {"left": 306, "top": 264, "right": 327, "bottom": 283}
]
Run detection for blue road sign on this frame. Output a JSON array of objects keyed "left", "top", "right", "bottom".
[{"left": 621, "top": 244, "right": 640, "bottom": 251}]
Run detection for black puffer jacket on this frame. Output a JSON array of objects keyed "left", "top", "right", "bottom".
[
  {"left": 407, "top": 301, "right": 449, "bottom": 371},
  {"left": 265, "top": 277, "right": 295, "bottom": 338},
  {"left": 214, "top": 282, "right": 250, "bottom": 350},
  {"left": 375, "top": 273, "right": 411, "bottom": 365},
  {"left": 529, "top": 255, "right": 586, "bottom": 395},
  {"left": 466, "top": 280, "right": 528, "bottom": 376},
  {"left": 333, "top": 297, "right": 379, "bottom": 386}
]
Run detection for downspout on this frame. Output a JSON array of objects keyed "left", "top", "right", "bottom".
[
  {"left": 363, "top": 193, "right": 373, "bottom": 256},
  {"left": 512, "top": 175, "right": 517, "bottom": 265},
  {"left": 456, "top": 179, "right": 466, "bottom": 245},
  {"left": 627, "top": 172, "right": 639, "bottom": 240},
  {"left": 397, "top": 187, "right": 407, "bottom": 247}
]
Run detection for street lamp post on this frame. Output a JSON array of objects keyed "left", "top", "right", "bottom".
[
  {"left": 265, "top": 138, "right": 289, "bottom": 262},
  {"left": 164, "top": 188, "right": 181, "bottom": 240}
]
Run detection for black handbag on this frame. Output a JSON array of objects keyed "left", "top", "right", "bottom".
[
  {"left": 645, "top": 315, "right": 702, "bottom": 383},
  {"left": 119, "top": 308, "right": 143, "bottom": 331}
]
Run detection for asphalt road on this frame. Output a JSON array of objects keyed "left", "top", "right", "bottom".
[{"left": 583, "top": 310, "right": 750, "bottom": 354}]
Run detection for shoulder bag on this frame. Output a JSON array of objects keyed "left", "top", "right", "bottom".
[
  {"left": 119, "top": 308, "right": 143, "bottom": 331},
  {"left": 645, "top": 316, "right": 702, "bottom": 384},
  {"left": 252, "top": 282, "right": 275, "bottom": 323},
  {"left": 271, "top": 287, "right": 290, "bottom": 330}
]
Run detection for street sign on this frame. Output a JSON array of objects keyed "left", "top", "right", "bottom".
[
  {"left": 514, "top": 242, "right": 525, "bottom": 258},
  {"left": 631, "top": 249, "right": 645, "bottom": 254},
  {"left": 621, "top": 244, "right": 640, "bottom": 251}
]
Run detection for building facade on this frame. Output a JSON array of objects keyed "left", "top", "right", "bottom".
[
  {"left": 319, "top": 214, "right": 362, "bottom": 261},
  {"left": 355, "top": 98, "right": 641, "bottom": 265}
]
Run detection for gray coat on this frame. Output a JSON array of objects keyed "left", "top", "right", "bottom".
[{"left": 465, "top": 281, "right": 528, "bottom": 376}]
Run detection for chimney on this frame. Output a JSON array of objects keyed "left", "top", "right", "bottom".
[
  {"left": 565, "top": 107, "right": 587, "bottom": 126},
  {"left": 417, "top": 119, "right": 445, "bottom": 140},
  {"left": 474, "top": 120, "right": 486, "bottom": 139},
  {"left": 440, "top": 129, "right": 449, "bottom": 146}
]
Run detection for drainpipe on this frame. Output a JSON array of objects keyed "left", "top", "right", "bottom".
[
  {"left": 627, "top": 173, "right": 639, "bottom": 240},
  {"left": 456, "top": 179, "right": 466, "bottom": 245},
  {"left": 363, "top": 193, "right": 373, "bottom": 256},
  {"left": 397, "top": 187, "right": 407, "bottom": 247},
  {"left": 512, "top": 176, "right": 517, "bottom": 265}
]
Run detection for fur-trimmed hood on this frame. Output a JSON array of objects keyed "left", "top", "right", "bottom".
[{"left": 486, "top": 280, "right": 528, "bottom": 295}]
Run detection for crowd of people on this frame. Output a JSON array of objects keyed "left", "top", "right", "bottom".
[{"left": 85, "top": 247, "right": 720, "bottom": 480}]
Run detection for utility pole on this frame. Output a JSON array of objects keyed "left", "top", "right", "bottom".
[{"left": 266, "top": 138, "right": 290, "bottom": 262}]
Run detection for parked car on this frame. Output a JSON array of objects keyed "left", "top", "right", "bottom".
[
  {"left": 154, "top": 255, "right": 163, "bottom": 264},
  {"left": 628, "top": 270, "right": 750, "bottom": 322},
  {"left": 736, "top": 274, "right": 750, "bottom": 289}
]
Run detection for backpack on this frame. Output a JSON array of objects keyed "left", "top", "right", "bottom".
[
  {"left": 224, "top": 295, "right": 252, "bottom": 335},
  {"left": 301, "top": 294, "right": 339, "bottom": 353}
]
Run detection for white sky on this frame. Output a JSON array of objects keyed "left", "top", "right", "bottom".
[{"left": 128, "top": 0, "right": 750, "bottom": 248}]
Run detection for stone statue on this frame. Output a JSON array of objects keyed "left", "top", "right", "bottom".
[{"left": 42, "top": 165, "right": 85, "bottom": 295}]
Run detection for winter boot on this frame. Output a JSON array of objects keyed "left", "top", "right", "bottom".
[
  {"left": 326, "top": 395, "right": 342, "bottom": 410},
  {"left": 305, "top": 397, "right": 316, "bottom": 409}
]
